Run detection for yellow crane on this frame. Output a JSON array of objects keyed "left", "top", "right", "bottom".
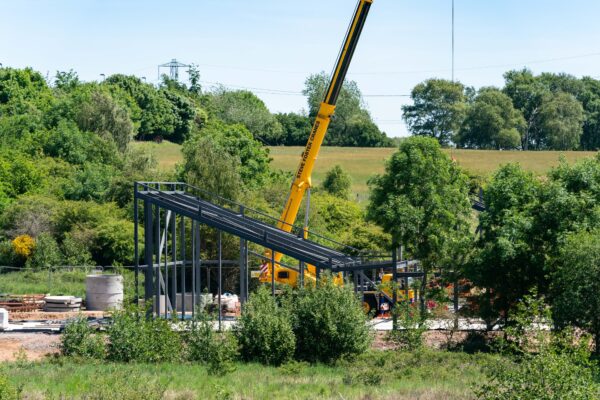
[{"left": 261, "top": 0, "right": 373, "bottom": 286}]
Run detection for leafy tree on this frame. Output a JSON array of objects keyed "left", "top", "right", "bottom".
[
  {"left": 466, "top": 164, "right": 541, "bottom": 320},
  {"left": 322, "top": 165, "right": 352, "bottom": 199},
  {"left": 402, "top": 79, "right": 467, "bottom": 146},
  {"left": 209, "top": 88, "right": 283, "bottom": 145},
  {"left": 538, "top": 92, "right": 584, "bottom": 150},
  {"left": 367, "top": 137, "right": 472, "bottom": 308},
  {"left": 187, "top": 64, "right": 202, "bottom": 95},
  {"left": 181, "top": 134, "right": 242, "bottom": 200},
  {"left": 503, "top": 69, "right": 548, "bottom": 150},
  {"left": 54, "top": 70, "right": 81, "bottom": 91},
  {"left": 303, "top": 72, "right": 390, "bottom": 147},
  {"left": 0, "top": 67, "right": 54, "bottom": 115},
  {"left": 187, "top": 120, "right": 271, "bottom": 188},
  {"left": 579, "top": 77, "right": 600, "bottom": 150},
  {"left": 275, "top": 112, "right": 311, "bottom": 146},
  {"left": 28, "top": 232, "right": 62, "bottom": 269},
  {"left": 75, "top": 90, "right": 134, "bottom": 152},
  {"left": 552, "top": 229, "right": 600, "bottom": 353},
  {"left": 457, "top": 88, "right": 525, "bottom": 149},
  {"left": 104, "top": 74, "right": 182, "bottom": 141}
]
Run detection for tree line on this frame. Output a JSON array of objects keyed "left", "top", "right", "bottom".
[{"left": 403, "top": 69, "right": 600, "bottom": 151}]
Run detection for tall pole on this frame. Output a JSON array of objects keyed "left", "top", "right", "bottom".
[{"left": 452, "top": 0, "right": 455, "bottom": 82}]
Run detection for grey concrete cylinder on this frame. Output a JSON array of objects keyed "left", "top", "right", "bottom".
[{"left": 86, "top": 274, "right": 124, "bottom": 311}]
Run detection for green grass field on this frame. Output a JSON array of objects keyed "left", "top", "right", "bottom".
[
  {"left": 4, "top": 350, "right": 493, "bottom": 399},
  {"left": 133, "top": 141, "right": 598, "bottom": 199}
]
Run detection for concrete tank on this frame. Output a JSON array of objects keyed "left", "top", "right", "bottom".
[{"left": 86, "top": 274, "right": 124, "bottom": 311}]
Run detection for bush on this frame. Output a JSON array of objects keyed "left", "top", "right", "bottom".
[
  {"left": 388, "top": 301, "right": 427, "bottom": 351},
  {"left": 186, "top": 313, "right": 238, "bottom": 375},
  {"left": 235, "top": 286, "right": 295, "bottom": 366},
  {"left": 60, "top": 315, "right": 105, "bottom": 359},
  {"left": 0, "top": 373, "right": 19, "bottom": 400},
  {"left": 475, "top": 350, "right": 599, "bottom": 400},
  {"left": 289, "top": 275, "right": 372, "bottom": 363},
  {"left": 107, "top": 307, "right": 182, "bottom": 363},
  {"left": 27, "top": 233, "right": 62, "bottom": 270},
  {"left": 322, "top": 165, "right": 352, "bottom": 199}
]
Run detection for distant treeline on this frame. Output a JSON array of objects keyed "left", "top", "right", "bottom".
[{"left": 402, "top": 69, "right": 600, "bottom": 151}]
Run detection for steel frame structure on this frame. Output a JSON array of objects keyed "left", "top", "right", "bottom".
[{"left": 134, "top": 182, "right": 426, "bottom": 324}]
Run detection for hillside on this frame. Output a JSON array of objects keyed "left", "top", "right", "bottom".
[{"left": 135, "top": 141, "right": 598, "bottom": 199}]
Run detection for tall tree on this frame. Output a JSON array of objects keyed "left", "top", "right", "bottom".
[
  {"left": 457, "top": 87, "right": 525, "bottom": 149},
  {"left": 367, "top": 137, "right": 472, "bottom": 309},
  {"left": 402, "top": 79, "right": 467, "bottom": 146},
  {"left": 538, "top": 92, "right": 584, "bottom": 150},
  {"left": 322, "top": 165, "right": 352, "bottom": 200},
  {"left": 209, "top": 87, "right": 283, "bottom": 145},
  {"left": 303, "top": 72, "right": 390, "bottom": 147}
]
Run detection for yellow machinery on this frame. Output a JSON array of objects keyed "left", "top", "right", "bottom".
[{"left": 260, "top": 0, "right": 374, "bottom": 287}]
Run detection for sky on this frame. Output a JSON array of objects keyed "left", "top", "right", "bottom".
[{"left": 2, "top": 0, "right": 600, "bottom": 137}]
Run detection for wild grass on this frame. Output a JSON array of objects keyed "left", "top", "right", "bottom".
[
  {"left": 3, "top": 350, "right": 493, "bottom": 399},
  {"left": 0, "top": 268, "right": 140, "bottom": 299},
  {"left": 132, "top": 140, "right": 597, "bottom": 200}
]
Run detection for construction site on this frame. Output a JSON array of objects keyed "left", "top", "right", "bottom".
[{"left": 1, "top": 0, "right": 599, "bottom": 398}]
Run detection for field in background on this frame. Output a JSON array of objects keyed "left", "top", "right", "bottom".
[{"left": 134, "top": 141, "right": 597, "bottom": 199}]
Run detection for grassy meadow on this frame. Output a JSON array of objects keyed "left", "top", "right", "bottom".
[
  {"left": 136, "top": 141, "right": 598, "bottom": 199},
  {"left": 4, "top": 350, "right": 494, "bottom": 399}
]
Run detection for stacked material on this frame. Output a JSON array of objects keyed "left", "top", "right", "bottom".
[
  {"left": 86, "top": 274, "right": 123, "bottom": 311},
  {"left": 44, "top": 296, "right": 82, "bottom": 312}
]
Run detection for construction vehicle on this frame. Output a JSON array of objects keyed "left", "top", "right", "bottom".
[{"left": 257, "top": 0, "right": 419, "bottom": 312}]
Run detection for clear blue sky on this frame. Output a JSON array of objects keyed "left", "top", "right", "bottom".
[{"left": 2, "top": 0, "right": 600, "bottom": 137}]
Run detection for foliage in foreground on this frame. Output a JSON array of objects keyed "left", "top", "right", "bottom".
[
  {"left": 0, "top": 373, "right": 19, "bottom": 400},
  {"left": 186, "top": 312, "right": 238, "bottom": 375},
  {"left": 235, "top": 286, "right": 295, "bottom": 366},
  {"left": 288, "top": 275, "right": 372, "bottom": 363},
  {"left": 107, "top": 307, "right": 183, "bottom": 363},
  {"left": 60, "top": 315, "right": 105, "bottom": 359}
]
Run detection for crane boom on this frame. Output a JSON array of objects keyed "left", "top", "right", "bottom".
[{"left": 262, "top": 0, "right": 373, "bottom": 286}]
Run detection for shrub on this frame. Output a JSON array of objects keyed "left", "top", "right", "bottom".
[
  {"left": 388, "top": 301, "right": 427, "bottom": 351},
  {"left": 475, "top": 350, "right": 599, "bottom": 400},
  {"left": 11, "top": 235, "right": 34, "bottom": 259},
  {"left": 60, "top": 315, "right": 105, "bottom": 359},
  {"left": 0, "top": 373, "right": 19, "bottom": 400},
  {"left": 107, "top": 307, "right": 182, "bottom": 363},
  {"left": 322, "top": 165, "right": 352, "bottom": 199},
  {"left": 186, "top": 313, "right": 238, "bottom": 375},
  {"left": 235, "top": 286, "right": 295, "bottom": 366},
  {"left": 27, "top": 233, "right": 62, "bottom": 270},
  {"left": 289, "top": 275, "right": 372, "bottom": 363}
]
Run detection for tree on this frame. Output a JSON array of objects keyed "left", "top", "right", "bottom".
[
  {"left": 322, "top": 165, "right": 352, "bottom": 199},
  {"left": 303, "top": 72, "right": 390, "bottom": 147},
  {"left": 209, "top": 88, "right": 283, "bottom": 145},
  {"left": 579, "top": 77, "right": 600, "bottom": 150},
  {"left": 538, "top": 92, "right": 584, "bottom": 150},
  {"left": 76, "top": 90, "right": 134, "bottom": 152},
  {"left": 54, "top": 70, "right": 80, "bottom": 91},
  {"left": 367, "top": 137, "right": 472, "bottom": 309},
  {"left": 187, "top": 64, "right": 202, "bottom": 95},
  {"left": 190, "top": 120, "right": 272, "bottom": 188},
  {"left": 503, "top": 69, "right": 548, "bottom": 150},
  {"left": 402, "top": 79, "right": 467, "bottom": 146},
  {"left": 275, "top": 112, "right": 311, "bottom": 146},
  {"left": 181, "top": 134, "right": 242, "bottom": 201},
  {"left": 552, "top": 230, "right": 600, "bottom": 353},
  {"left": 457, "top": 88, "right": 525, "bottom": 149}
]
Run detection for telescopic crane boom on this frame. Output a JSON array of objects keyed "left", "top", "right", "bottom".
[{"left": 261, "top": 0, "right": 373, "bottom": 286}]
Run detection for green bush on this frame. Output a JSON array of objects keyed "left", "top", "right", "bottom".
[
  {"left": 388, "top": 301, "right": 427, "bottom": 351},
  {"left": 27, "top": 233, "right": 62, "bottom": 270},
  {"left": 107, "top": 307, "right": 182, "bottom": 363},
  {"left": 289, "top": 275, "right": 372, "bottom": 363},
  {"left": 186, "top": 313, "right": 238, "bottom": 375},
  {"left": 0, "top": 373, "right": 19, "bottom": 400},
  {"left": 60, "top": 315, "right": 105, "bottom": 359},
  {"left": 475, "top": 350, "right": 599, "bottom": 400},
  {"left": 235, "top": 286, "right": 295, "bottom": 366}
]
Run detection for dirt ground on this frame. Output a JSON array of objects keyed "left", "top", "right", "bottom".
[
  {"left": 8, "top": 310, "right": 105, "bottom": 321},
  {"left": 0, "top": 333, "right": 60, "bottom": 361}
]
